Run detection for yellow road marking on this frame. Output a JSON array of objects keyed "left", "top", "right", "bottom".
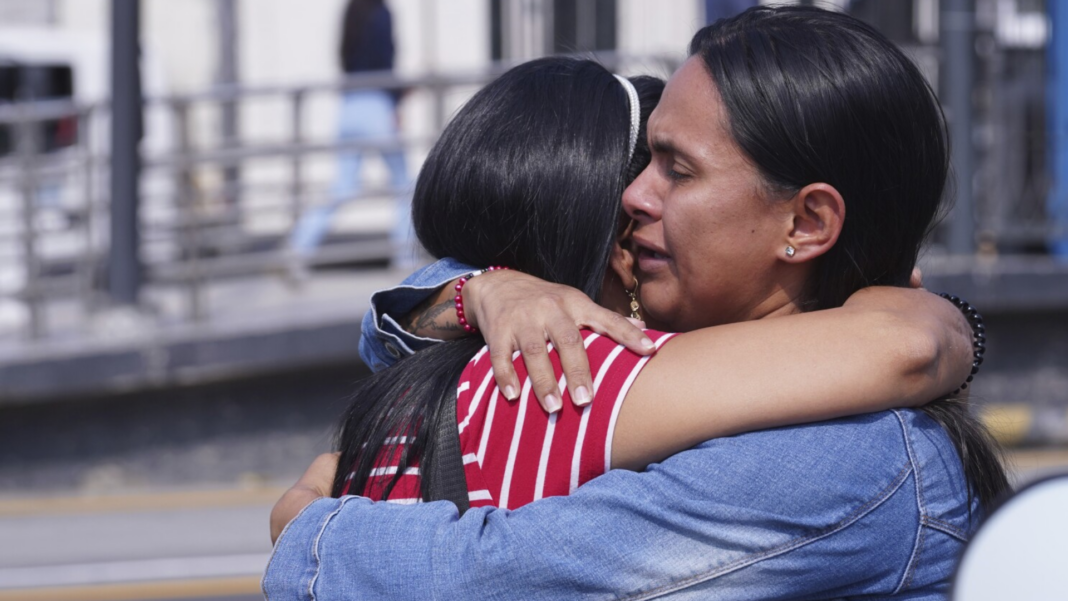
[
  {"left": 1005, "top": 447, "right": 1068, "bottom": 471},
  {"left": 978, "top": 404, "right": 1033, "bottom": 446},
  {"left": 0, "top": 576, "right": 262, "bottom": 601},
  {"left": 0, "top": 487, "right": 288, "bottom": 517}
]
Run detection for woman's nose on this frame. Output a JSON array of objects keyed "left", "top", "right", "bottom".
[{"left": 622, "top": 164, "right": 662, "bottom": 223}]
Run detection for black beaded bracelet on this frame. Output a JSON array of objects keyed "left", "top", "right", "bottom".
[{"left": 938, "top": 293, "right": 986, "bottom": 394}]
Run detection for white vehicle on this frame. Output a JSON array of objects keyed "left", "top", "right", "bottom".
[{"left": 0, "top": 27, "right": 172, "bottom": 333}]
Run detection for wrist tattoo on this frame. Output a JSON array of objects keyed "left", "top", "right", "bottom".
[{"left": 404, "top": 298, "right": 464, "bottom": 335}]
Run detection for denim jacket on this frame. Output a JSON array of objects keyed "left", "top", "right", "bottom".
[
  {"left": 272, "top": 261, "right": 978, "bottom": 599},
  {"left": 263, "top": 409, "right": 978, "bottom": 600}
]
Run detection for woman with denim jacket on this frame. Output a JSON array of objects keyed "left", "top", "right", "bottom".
[
  {"left": 313, "top": 55, "right": 975, "bottom": 515},
  {"left": 267, "top": 7, "right": 1007, "bottom": 600}
]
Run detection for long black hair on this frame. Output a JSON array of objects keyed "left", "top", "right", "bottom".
[
  {"left": 689, "top": 6, "right": 1008, "bottom": 509},
  {"left": 332, "top": 58, "right": 664, "bottom": 499}
]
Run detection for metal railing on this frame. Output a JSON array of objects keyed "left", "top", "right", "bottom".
[
  {"left": 0, "top": 53, "right": 681, "bottom": 341},
  {"left": 0, "top": 45, "right": 1063, "bottom": 342},
  {"left": 0, "top": 99, "right": 98, "bottom": 339}
]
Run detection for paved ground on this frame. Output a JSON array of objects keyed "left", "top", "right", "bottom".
[
  {"left": 0, "top": 352, "right": 360, "bottom": 600},
  {"left": 0, "top": 359, "right": 356, "bottom": 600},
  {"left": 0, "top": 487, "right": 278, "bottom": 600}
]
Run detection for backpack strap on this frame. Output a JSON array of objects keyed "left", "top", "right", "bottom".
[{"left": 426, "top": 387, "right": 470, "bottom": 516}]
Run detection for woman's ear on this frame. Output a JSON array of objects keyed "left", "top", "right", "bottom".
[
  {"left": 598, "top": 228, "right": 639, "bottom": 320},
  {"left": 609, "top": 241, "right": 637, "bottom": 289},
  {"left": 783, "top": 183, "right": 845, "bottom": 262},
  {"left": 598, "top": 240, "right": 638, "bottom": 320},
  {"left": 610, "top": 219, "right": 638, "bottom": 288}
]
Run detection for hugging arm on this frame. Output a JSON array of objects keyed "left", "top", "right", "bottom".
[
  {"left": 264, "top": 413, "right": 936, "bottom": 600},
  {"left": 363, "top": 263, "right": 972, "bottom": 437},
  {"left": 374, "top": 270, "right": 972, "bottom": 473},
  {"left": 360, "top": 261, "right": 654, "bottom": 411},
  {"left": 610, "top": 287, "right": 973, "bottom": 470}
]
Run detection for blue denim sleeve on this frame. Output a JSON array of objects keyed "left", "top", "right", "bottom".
[
  {"left": 263, "top": 411, "right": 969, "bottom": 600},
  {"left": 358, "top": 258, "right": 478, "bottom": 372}
]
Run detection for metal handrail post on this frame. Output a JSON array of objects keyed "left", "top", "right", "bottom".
[
  {"left": 431, "top": 76, "right": 447, "bottom": 134},
  {"left": 109, "top": 0, "right": 143, "bottom": 305},
  {"left": 942, "top": 0, "right": 978, "bottom": 255},
  {"left": 78, "top": 106, "right": 96, "bottom": 313},
  {"left": 290, "top": 89, "right": 306, "bottom": 230},
  {"left": 217, "top": 0, "right": 241, "bottom": 209},
  {"left": 173, "top": 100, "right": 204, "bottom": 320},
  {"left": 15, "top": 109, "right": 44, "bottom": 339}
]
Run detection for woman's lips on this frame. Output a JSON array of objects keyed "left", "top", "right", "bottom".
[{"left": 637, "top": 247, "right": 671, "bottom": 272}]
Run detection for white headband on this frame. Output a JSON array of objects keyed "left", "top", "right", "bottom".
[{"left": 614, "top": 74, "right": 640, "bottom": 160}]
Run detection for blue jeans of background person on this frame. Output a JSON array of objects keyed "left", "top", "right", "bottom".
[{"left": 288, "top": 90, "right": 412, "bottom": 264}]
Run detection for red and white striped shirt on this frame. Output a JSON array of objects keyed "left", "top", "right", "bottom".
[{"left": 348, "top": 329, "right": 676, "bottom": 509}]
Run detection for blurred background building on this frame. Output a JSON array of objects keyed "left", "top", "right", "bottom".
[{"left": 0, "top": 1, "right": 1065, "bottom": 600}]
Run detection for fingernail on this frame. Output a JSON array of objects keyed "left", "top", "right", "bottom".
[
  {"left": 641, "top": 337, "right": 655, "bottom": 349},
  {"left": 503, "top": 385, "right": 518, "bottom": 400},
  {"left": 574, "top": 386, "right": 591, "bottom": 406},
  {"left": 545, "top": 394, "right": 562, "bottom": 413}
]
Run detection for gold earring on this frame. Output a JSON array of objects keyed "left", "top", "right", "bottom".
[{"left": 626, "top": 277, "right": 641, "bottom": 321}]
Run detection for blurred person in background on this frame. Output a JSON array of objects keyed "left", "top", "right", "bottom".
[
  {"left": 287, "top": 0, "right": 412, "bottom": 275},
  {"left": 704, "top": 0, "right": 759, "bottom": 23}
]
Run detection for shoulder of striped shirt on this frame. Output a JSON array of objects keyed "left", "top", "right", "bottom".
[
  {"left": 464, "top": 330, "right": 677, "bottom": 507},
  {"left": 455, "top": 330, "right": 677, "bottom": 411},
  {"left": 601, "top": 331, "right": 675, "bottom": 478}
]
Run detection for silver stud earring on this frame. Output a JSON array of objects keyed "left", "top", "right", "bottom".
[{"left": 785, "top": 245, "right": 796, "bottom": 258}]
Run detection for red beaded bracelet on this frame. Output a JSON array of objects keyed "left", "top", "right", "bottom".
[{"left": 454, "top": 266, "right": 509, "bottom": 333}]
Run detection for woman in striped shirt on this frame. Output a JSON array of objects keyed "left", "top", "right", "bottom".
[{"left": 328, "top": 57, "right": 974, "bottom": 511}]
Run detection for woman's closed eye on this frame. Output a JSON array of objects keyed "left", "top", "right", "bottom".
[
  {"left": 666, "top": 164, "right": 691, "bottom": 182},
  {"left": 656, "top": 153, "right": 692, "bottom": 183}
]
